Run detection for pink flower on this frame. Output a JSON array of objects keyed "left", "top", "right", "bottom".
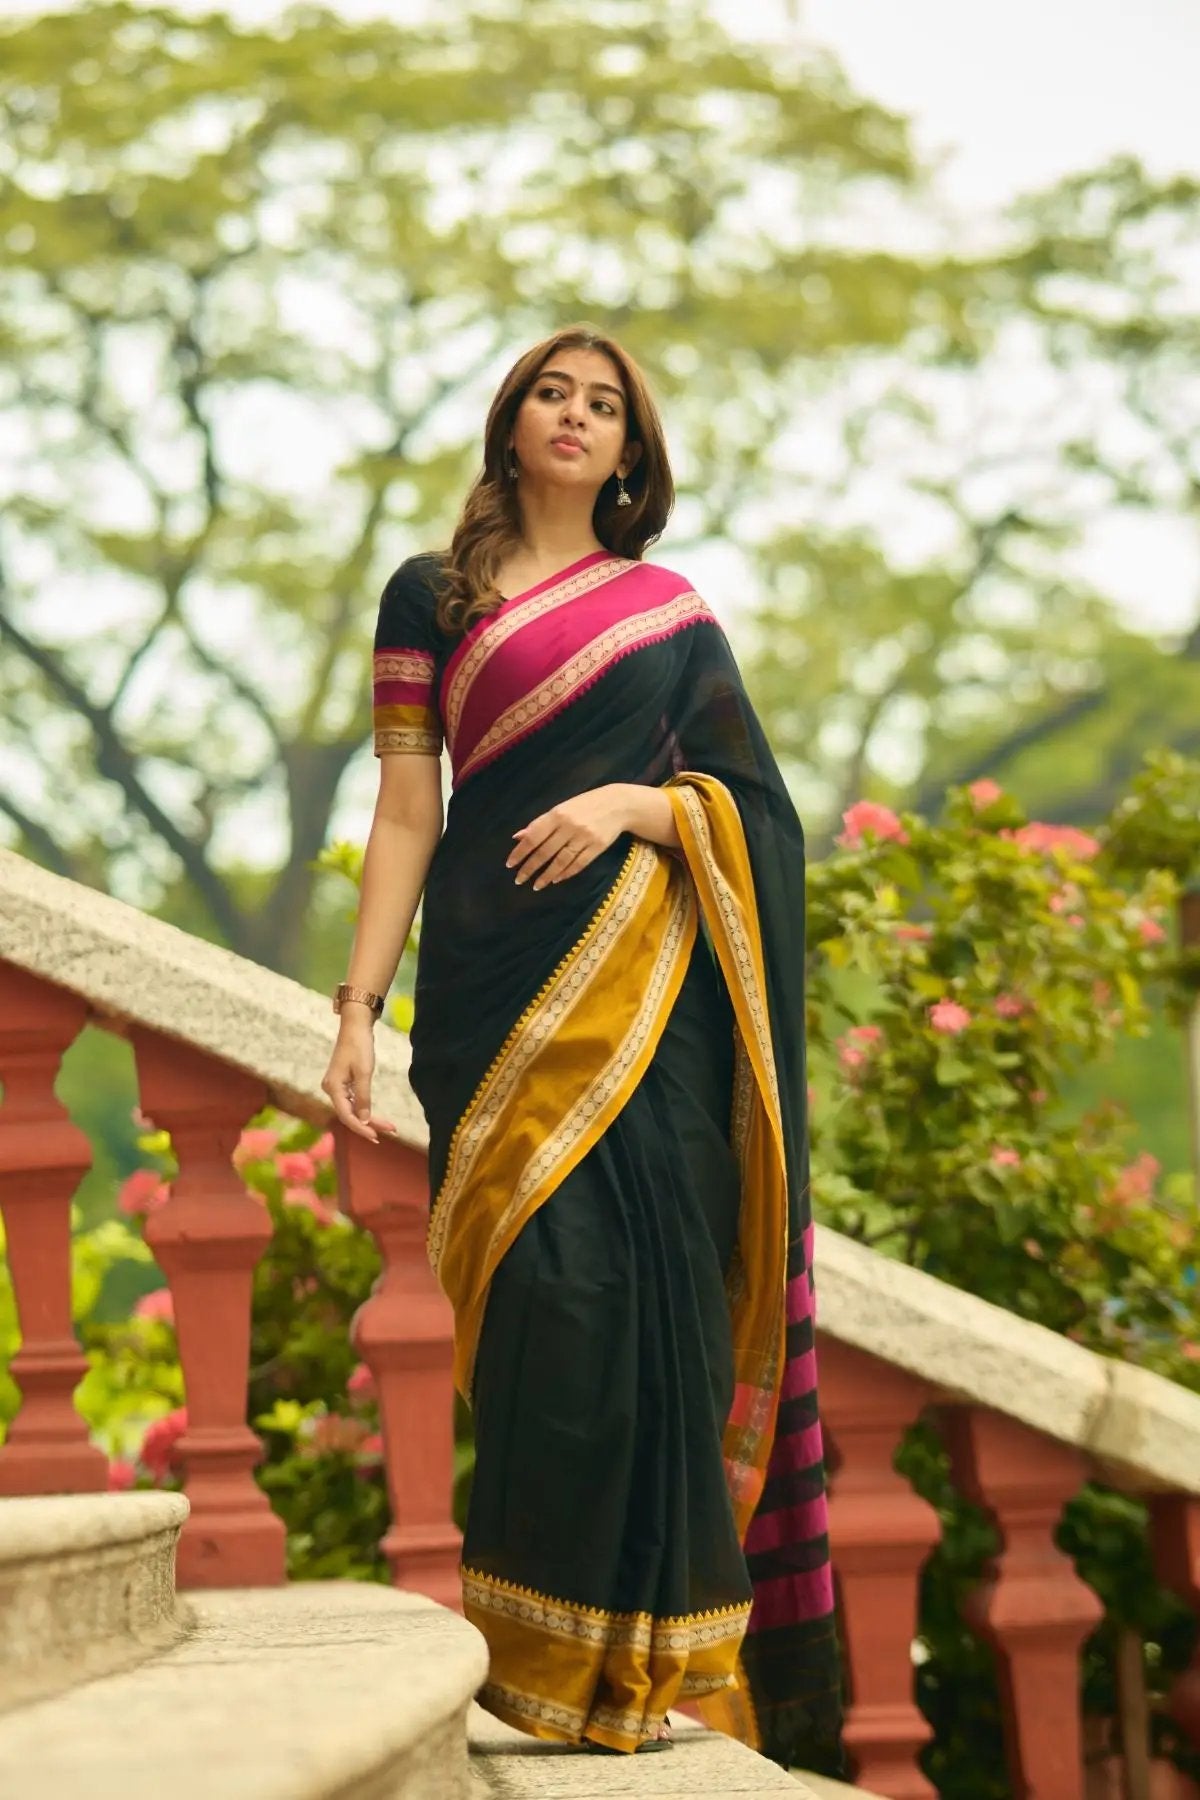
[
  {"left": 283, "top": 1185, "right": 335, "bottom": 1226},
  {"left": 277, "top": 1150, "right": 317, "bottom": 1184},
  {"left": 1137, "top": 915, "right": 1167, "bottom": 945},
  {"left": 1108, "top": 1151, "right": 1160, "bottom": 1208},
  {"left": 140, "top": 1407, "right": 188, "bottom": 1481},
  {"left": 233, "top": 1127, "right": 280, "bottom": 1170},
  {"left": 969, "top": 779, "right": 1004, "bottom": 808},
  {"left": 1048, "top": 885, "right": 1080, "bottom": 914},
  {"left": 118, "top": 1169, "right": 171, "bottom": 1216},
  {"left": 929, "top": 998, "right": 971, "bottom": 1035},
  {"left": 894, "top": 922, "right": 932, "bottom": 942},
  {"left": 358, "top": 1432, "right": 384, "bottom": 1460},
  {"left": 994, "top": 993, "right": 1026, "bottom": 1019},
  {"left": 990, "top": 1147, "right": 1021, "bottom": 1167},
  {"left": 347, "top": 1361, "right": 376, "bottom": 1400},
  {"left": 307, "top": 1412, "right": 370, "bottom": 1456},
  {"left": 292, "top": 1275, "right": 320, "bottom": 1299},
  {"left": 837, "top": 1023, "right": 883, "bottom": 1075},
  {"left": 310, "top": 1131, "right": 335, "bottom": 1162},
  {"left": 107, "top": 1458, "right": 137, "bottom": 1491},
  {"left": 836, "top": 801, "right": 910, "bottom": 850},
  {"left": 133, "top": 1287, "right": 175, "bottom": 1325},
  {"left": 1182, "top": 1343, "right": 1200, "bottom": 1363},
  {"left": 1009, "top": 822, "right": 1100, "bottom": 861},
  {"left": 1022, "top": 1238, "right": 1044, "bottom": 1260}
]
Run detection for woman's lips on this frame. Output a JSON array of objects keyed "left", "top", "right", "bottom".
[{"left": 550, "top": 439, "right": 585, "bottom": 456}]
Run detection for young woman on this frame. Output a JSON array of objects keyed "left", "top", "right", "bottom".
[{"left": 322, "top": 325, "right": 843, "bottom": 1770}]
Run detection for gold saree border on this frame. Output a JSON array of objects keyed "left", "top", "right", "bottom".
[
  {"left": 465, "top": 1566, "right": 748, "bottom": 1752},
  {"left": 428, "top": 838, "right": 698, "bottom": 1399},
  {"left": 665, "top": 772, "right": 793, "bottom": 1757}
]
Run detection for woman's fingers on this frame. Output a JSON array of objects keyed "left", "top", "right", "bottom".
[
  {"left": 512, "top": 826, "right": 570, "bottom": 884},
  {"left": 532, "top": 842, "right": 593, "bottom": 889}
]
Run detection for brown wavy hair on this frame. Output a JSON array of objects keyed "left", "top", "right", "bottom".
[{"left": 436, "top": 324, "right": 675, "bottom": 634}]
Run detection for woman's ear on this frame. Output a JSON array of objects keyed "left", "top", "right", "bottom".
[{"left": 619, "top": 441, "right": 643, "bottom": 479}]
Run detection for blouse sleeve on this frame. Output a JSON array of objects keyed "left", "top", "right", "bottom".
[{"left": 372, "top": 558, "right": 444, "bottom": 757}]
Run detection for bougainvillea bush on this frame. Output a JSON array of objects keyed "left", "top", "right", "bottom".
[{"left": 800, "top": 752, "right": 1200, "bottom": 1795}]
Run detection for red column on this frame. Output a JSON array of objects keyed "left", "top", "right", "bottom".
[
  {"left": 938, "top": 1406, "right": 1102, "bottom": 1800},
  {"left": 0, "top": 967, "right": 107, "bottom": 1494},
  {"left": 130, "top": 1030, "right": 286, "bottom": 1586},
  {"left": 1149, "top": 1494, "right": 1200, "bottom": 1755},
  {"left": 819, "top": 1337, "right": 941, "bottom": 1799},
  {"left": 337, "top": 1129, "right": 461, "bottom": 1609}
]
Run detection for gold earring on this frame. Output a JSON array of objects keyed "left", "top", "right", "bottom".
[{"left": 616, "top": 473, "right": 632, "bottom": 507}]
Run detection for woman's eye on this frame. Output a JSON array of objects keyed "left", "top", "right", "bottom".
[
  {"left": 538, "top": 386, "right": 564, "bottom": 400},
  {"left": 593, "top": 401, "right": 615, "bottom": 415}
]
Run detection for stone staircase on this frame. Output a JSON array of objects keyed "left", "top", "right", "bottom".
[{"left": 0, "top": 1493, "right": 873, "bottom": 1798}]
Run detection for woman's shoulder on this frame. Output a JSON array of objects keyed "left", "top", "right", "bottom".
[{"left": 376, "top": 551, "right": 452, "bottom": 649}]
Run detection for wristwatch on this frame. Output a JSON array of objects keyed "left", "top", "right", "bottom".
[{"left": 332, "top": 982, "right": 385, "bottom": 1018}]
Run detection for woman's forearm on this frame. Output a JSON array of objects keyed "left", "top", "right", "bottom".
[
  {"left": 613, "top": 782, "right": 681, "bottom": 851},
  {"left": 345, "top": 813, "right": 440, "bottom": 1004}
]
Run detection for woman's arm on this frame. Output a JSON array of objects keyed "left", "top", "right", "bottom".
[{"left": 322, "top": 754, "right": 443, "bottom": 1141}]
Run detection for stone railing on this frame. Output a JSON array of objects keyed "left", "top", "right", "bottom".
[{"left": 1, "top": 846, "right": 1199, "bottom": 1799}]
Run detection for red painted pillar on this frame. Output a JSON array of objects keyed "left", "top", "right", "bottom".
[
  {"left": 337, "top": 1128, "right": 461, "bottom": 1609},
  {"left": 0, "top": 967, "right": 107, "bottom": 1494},
  {"left": 1149, "top": 1494, "right": 1200, "bottom": 1755},
  {"left": 938, "top": 1406, "right": 1101, "bottom": 1800},
  {"left": 819, "top": 1337, "right": 941, "bottom": 1799},
  {"left": 130, "top": 1030, "right": 286, "bottom": 1587}
]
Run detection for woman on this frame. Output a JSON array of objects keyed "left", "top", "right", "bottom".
[{"left": 322, "top": 325, "right": 843, "bottom": 1771}]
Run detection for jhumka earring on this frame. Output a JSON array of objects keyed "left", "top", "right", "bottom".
[
  {"left": 507, "top": 452, "right": 519, "bottom": 479},
  {"left": 616, "top": 473, "right": 632, "bottom": 507}
]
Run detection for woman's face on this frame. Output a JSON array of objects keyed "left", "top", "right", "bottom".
[{"left": 508, "top": 347, "right": 639, "bottom": 494}]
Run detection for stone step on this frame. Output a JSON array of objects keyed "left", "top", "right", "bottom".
[
  {"left": 0, "top": 1492, "right": 193, "bottom": 1713},
  {"left": 468, "top": 1706, "right": 881, "bottom": 1799},
  {"left": 0, "top": 1582, "right": 489, "bottom": 1797}
]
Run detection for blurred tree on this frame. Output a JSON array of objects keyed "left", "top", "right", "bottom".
[
  {"left": 0, "top": 0, "right": 938, "bottom": 969},
  {"left": 747, "top": 158, "right": 1200, "bottom": 839},
  {"left": 0, "top": 4, "right": 1196, "bottom": 973}
]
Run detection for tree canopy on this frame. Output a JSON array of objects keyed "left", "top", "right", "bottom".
[{"left": 1, "top": 1, "right": 1196, "bottom": 974}]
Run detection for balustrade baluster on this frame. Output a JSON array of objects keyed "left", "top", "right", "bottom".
[
  {"left": 337, "top": 1128, "right": 461, "bottom": 1609},
  {"left": 938, "top": 1405, "right": 1101, "bottom": 1800},
  {"left": 0, "top": 968, "right": 106, "bottom": 1493},
  {"left": 1150, "top": 1494, "right": 1200, "bottom": 1759},
  {"left": 819, "top": 1337, "right": 941, "bottom": 1798},
  {"left": 130, "top": 1030, "right": 286, "bottom": 1586}
]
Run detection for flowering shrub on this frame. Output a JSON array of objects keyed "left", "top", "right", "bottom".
[
  {"left": 808, "top": 773, "right": 1198, "bottom": 1386},
  {"left": 810, "top": 756, "right": 1200, "bottom": 1795}
]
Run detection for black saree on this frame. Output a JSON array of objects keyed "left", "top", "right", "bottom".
[{"left": 371, "top": 546, "right": 844, "bottom": 1769}]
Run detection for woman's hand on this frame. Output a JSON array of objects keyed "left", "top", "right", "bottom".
[
  {"left": 507, "top": 784, "right": 633, "bottom": 891},
  {"left": 321, "top": 1015, "right": 398, "bottom": 1144}
]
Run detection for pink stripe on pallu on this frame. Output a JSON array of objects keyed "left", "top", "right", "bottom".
[
  {"left": 744, "top": 1495, "right": 830, "bottom": 1554},
  {"left": 781, "top": 1346, "right": 817, "bottom": 1401},
  {"left": 747, "top": 1564, "right": 836, "bottom": 1630},
  {"left": 767, "top": 1420, "right": 825, "bottom": 1474},
  {"left": 786, "top": 1270, "right": 814, "bottom": 1321}
]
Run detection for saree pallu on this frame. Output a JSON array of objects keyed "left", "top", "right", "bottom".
[{"left": 372, "top": 548, "right": 844, "bottom": 1769}]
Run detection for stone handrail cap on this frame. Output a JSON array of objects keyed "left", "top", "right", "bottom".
[
  {"left": 813, "top": 1224, "right": 1200, "bottom": 1496},
  {"left": 0, "top": 848, "right": 427, "bottom": 1147}
]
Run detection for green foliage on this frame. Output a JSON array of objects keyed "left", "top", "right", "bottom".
[
  {"left": 806, "top": 752, "right": 1200, "bottom": 1792},
  {"left": 807, "top": 770, "right": 1198, "bottom": 1387}
]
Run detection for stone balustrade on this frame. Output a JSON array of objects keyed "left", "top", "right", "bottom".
[{"left": 2, "top": 845, "right": 1200, "bottom": 1799}]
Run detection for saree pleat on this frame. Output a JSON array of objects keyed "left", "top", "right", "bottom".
[{"left": 373, "top": 549, "right": 844, "bottom": 1769}]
